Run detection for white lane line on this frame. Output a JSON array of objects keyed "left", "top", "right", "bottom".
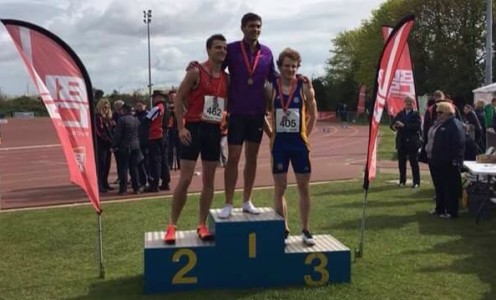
[{"left": 0, "top": 144, "right": 61, "bottom": 151}]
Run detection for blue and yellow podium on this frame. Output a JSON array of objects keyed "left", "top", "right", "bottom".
[{"left": 144, "top": 207, "right": 350, "bottom": 293}]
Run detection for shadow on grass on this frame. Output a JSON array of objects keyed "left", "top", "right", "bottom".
[
  {"left": 330, "top": 198, "right": 428, "bottom": 209},
  {"left": 411, "top": 211, "right": 496, "bottom": 300},
  {"left": 70, "top": 275, "right": 318, "bottom": 300},
  {"left": 313, "top": 184, "right": 399, "bottom": 197},
  {"left": 327, "top": 214, "right": 418, "bottom": 232}
]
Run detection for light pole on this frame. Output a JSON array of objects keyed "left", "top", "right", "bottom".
[
  {"left": 486, "top": 0, "right": 493, "bottom": 85},
  {"left": 143, "top": 9, "right": 153, "bottom": 106}
]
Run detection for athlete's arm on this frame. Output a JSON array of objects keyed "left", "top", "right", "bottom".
[
  {"left": 303, "top": 80, "right": 317, "bottom": 137},
  {"left": 174, "top": 68, "right": 199, "bottom": 145},
  {"left": 263, "top": 82, "right": 274, "bottom": 138}
]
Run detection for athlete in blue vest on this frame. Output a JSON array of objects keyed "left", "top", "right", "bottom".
[{"left": 264, "top": 48, "right": 318, "bottom": 246}]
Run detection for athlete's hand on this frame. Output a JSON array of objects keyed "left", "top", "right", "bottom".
[
  {"left": 296, "top": 74, "right": 310, "bottom": 84},
  {"left": 179, "top": 128, "right": 192, "bottom": 145},
  {"left": 185, "top": 61, "right": 200, "bottom": 71}
]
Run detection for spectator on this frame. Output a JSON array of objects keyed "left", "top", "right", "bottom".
[
  {"left": 337, "top": 103, "right": 348, "bottom": 128},
  {"left": 144, "top": 90, "right": 167, "bottom": 193},
  {"left": 425, "top": 102, "right": 465, "bottom": 219},
  {"left": 167, "top": 90, "right": 181, "bottom": 170},
  {"left": 112, "top": 103, "right": 142, "bottom": 195},
  {"left": 390, "top": 96, "right": 421, "bottom": 188},
  {"left": 474, "top": 100, "right": 486, "bottom": 150},
  {"left": 95, "top": 99, "right": 114, "bottom": 193},
  {"left": 462, "top": 103, "right": 483, "bottom": 160},
  {"left": 135, "top": 100, "right": 150, "bottom": 189}
]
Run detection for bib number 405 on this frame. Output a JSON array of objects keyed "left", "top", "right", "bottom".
[{"left": 280, "top": 118, "right": 297, "bottom": 128}]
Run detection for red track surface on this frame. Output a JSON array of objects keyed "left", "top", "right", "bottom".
[{"left": 0, "top": 118, "right": 369, "bottom": 210}]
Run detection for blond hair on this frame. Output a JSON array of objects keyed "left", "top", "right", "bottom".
[
  {"left": 96, "top": 99, "right": 112, "bottom": 119},
  {"left": 436, "top": 101, "right": 455, "bottom": 116}
]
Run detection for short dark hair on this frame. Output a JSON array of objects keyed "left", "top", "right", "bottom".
[
  {"left": 121, "top": 103, "right": 132, "bottom": 113},
  {"left": 136, "top": 99, "right": 146, "bottom": 105},
  {"left": 206, "top": 34, "right": 226, "bottom": 50},
  {"left": 241, "top": 12, "right": 262, "bottom": 27}
]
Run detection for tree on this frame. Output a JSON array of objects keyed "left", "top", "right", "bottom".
[
  {"left": 325, "top": 0, "right": 488, "bottom": 107},
  {"left": 312, "top": 77, "right": 332, "bottom": 111},
  {"left": 0, "top": 96, "right": 48, "bottom": 117}
]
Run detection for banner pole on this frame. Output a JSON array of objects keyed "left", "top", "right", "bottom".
[
  {"left": 355, "top": 189, "right": 368, "bottom": 260},
  {"left": 98, "top": 212, "right": 105, "bottom": 278}
]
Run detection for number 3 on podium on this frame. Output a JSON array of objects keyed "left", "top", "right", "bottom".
[
  {"left": 172, "top": 249, "right": 198, "bottom": 284},
  {"left": 304, "top": 253, "right": 329, "bottom": 286}
]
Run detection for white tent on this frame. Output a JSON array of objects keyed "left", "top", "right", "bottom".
[{"left": 473, "top": 82, "right": 496, "bottom": 104}]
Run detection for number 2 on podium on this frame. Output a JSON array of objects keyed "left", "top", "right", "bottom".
[{"left": 172, "top": 249, "right": 198, "bottom": 284}]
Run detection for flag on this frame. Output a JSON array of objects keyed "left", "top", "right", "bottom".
[
  {"left": 357, "top": 84, "right": 366, "bottom": 115},
  {"left": 381, "top": 25, "right": 417, "bottom": 116},
  {"left": 363, "top": 15, "right": 415, "bottom": 190},
  {"left": 2, "top": 19, "right": 101, "bottom": 213}
]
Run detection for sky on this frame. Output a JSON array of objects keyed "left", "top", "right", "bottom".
[{"left": 0, "top": 0, "right": 387, "bottom": 96}]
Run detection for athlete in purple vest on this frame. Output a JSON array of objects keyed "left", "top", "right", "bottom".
[{"left": 218, "top": 12, "right": 278, "bottom": 218}]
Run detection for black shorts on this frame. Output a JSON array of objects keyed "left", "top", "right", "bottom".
[
  {"left": 180, "top": 122, "right": 220, "bottom": 162},
  {"left": 227, "top": 115, "right": 265, "bottom": 145}
]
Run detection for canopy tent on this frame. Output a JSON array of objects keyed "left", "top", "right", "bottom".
[{"left": 473, "top": 82, "right": 496, "bottom": 104}]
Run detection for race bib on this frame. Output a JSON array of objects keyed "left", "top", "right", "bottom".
[
  {"left": 275, "top": 108, "right": 300, "bottom": 133},
  {"left": 202, "top": 96, "right": 224, "bottom": 123}
]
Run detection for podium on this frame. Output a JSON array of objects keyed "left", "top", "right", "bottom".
[{"left": 144, "top": 207, "right": 350, "bottom": 294}]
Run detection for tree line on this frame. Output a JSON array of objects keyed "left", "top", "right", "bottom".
[
  {"left": 313, "top": 0, "right": 491, "bottom": 113},
  {"left": 0, "top": 88, "right": 149, "bottom": 117}
]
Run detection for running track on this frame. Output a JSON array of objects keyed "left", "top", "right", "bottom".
[{"left": 0, "top": 118, "right": 369, "bottom": 210}]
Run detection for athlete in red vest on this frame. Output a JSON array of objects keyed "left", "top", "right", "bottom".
[{"left": 164, "top": 34, "right": 229, "bottom": 244}]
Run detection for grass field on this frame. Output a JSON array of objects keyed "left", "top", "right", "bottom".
[{"left": 1, "top": 173, "right": 495, "bottom": 300}]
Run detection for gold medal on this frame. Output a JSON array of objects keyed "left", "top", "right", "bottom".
[{"left": 247, "top": 77, "right": 254, "bottom": 85}]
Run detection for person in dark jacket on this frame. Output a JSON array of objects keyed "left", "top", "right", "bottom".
[
  {"left": 425, "top": 102, "right": 465, "bottom": 219},
  {"left": 167, "top": 90, "right": 181, "bottom": 170},
  {"left": 95, "top": 99, "right": 114, "bottom": 193},
  {"left": 474, "top": 100, "right": 486, "bottom": 151},
  {"left": 159, "top": 92, "right": 173, "bottom": 191},
  {"left": 337, "top": 103, "right": 348, "bottom": 128},
  {"left": 390, "top": 96, "right": 421, "bottom": 188},
  {"left": 112, "top": 103, "right": 142, "bottom": 195},
  {"left": 421, "top": 90, "right": 462, "bottom": 160},
  {"left": 462, "top": 103, "right": 483, "bottom": 160},
  {"left": 135, "top": 100, "right": 149, "bottom": 189}
]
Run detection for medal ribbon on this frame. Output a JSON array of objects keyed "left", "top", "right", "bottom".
[
  {"left": 277, "top": 78, "right": 298, "bottom": 112},
  {"left": 240, "top": 41, "right": 261, "bottom": 81}
]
